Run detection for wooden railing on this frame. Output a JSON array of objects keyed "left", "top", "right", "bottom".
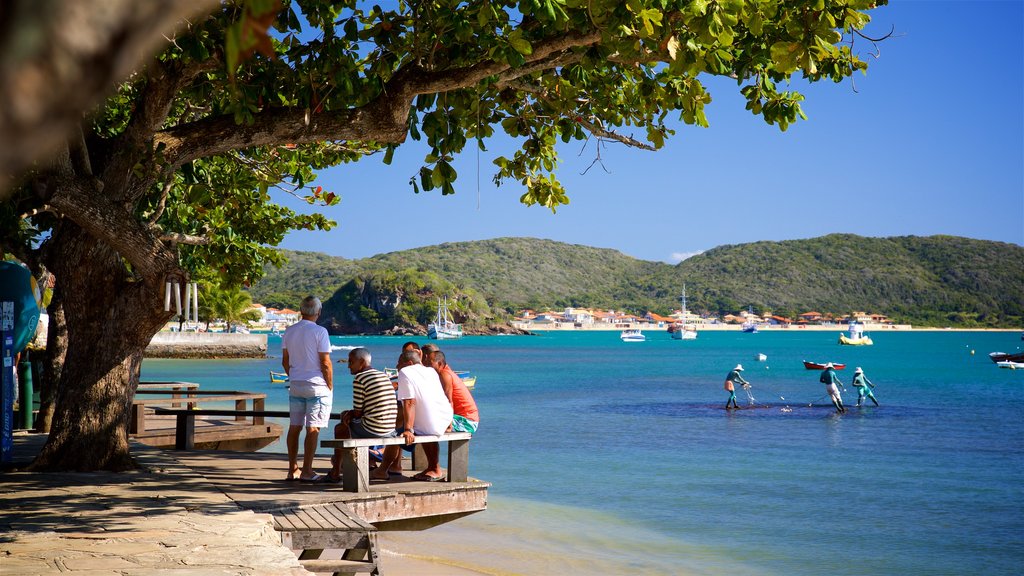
[{"left": 131, "top": 387, "right": 267, "bottom": 434}]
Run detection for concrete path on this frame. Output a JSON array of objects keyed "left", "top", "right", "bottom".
[{"left": 0, "top": 433, "right": 310, "bottom": 575}]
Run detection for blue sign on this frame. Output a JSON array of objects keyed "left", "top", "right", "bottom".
[{"left": 1, "top": 301, "right": 14, "bottom": 463}]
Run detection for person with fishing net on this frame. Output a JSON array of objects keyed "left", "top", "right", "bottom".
[
  {"left": 724, "top": 364, "right": 750, "bottom": 410},
  {"left": 819, "top": 363, "right": 846, "bottom": 413}
]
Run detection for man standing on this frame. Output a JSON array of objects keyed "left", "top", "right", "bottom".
[
  {"left": 820, "top": 363, "right": 846, "bottom": 413},
  {"left": 326, "top": 348, "right": 398, "bottom": 483},
  {"left": 281, "top": 296, "right": 332, "bottom": 482},
  {"left": 373, "top": 350, "right": 452, "bottom": 482},
  {"left": 852, "top": 367, "right": 879, "bottom": 407},
  {"left": 724, "top": 364, "right": 749, "bottom": 410},
  {"left": 430, "top": 349, "right": 479, "bottom": 433}
]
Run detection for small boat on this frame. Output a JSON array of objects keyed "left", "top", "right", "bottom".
[
  {"left": 269, "top": 370, "right": 289, "bottom": 383},
  {"left": 741, "top": 306, "right": 759, "bottom": 333},
  {"left": 989, "top": 351, "right": 1024, "bottom": 364},
  {"left": 996, "top": 361, "right": 1024, "bottom": 370},
  {"left": 428, "top": 296, "right": 463, "bottom": 340},
  {"left": 803, "top": 360, "right": 846, "bottom": 370},
  {"left": 331, "top": 344, "right": 358, "bottom": 352},
  {"left": 838, "top": 322, "right": 873, "bottom": 346},
  {"left": 386, "top": 367, "right": 476, "bottom": 389},
  {"left": 620, "top": 329, "right": 646, "bottom": 342},
  {"left": 454, "top": 370, "right": 477, "bottom": 390},
  {"left": 754, "top": 353, "right": 767, "bottom": 362},
  {"left": 671, "top": 285, "right": 698, "bottom": 340}
]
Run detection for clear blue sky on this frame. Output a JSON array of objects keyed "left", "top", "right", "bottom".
[{"left": 278, "top": 1, "right": 1024, "bottom": 263}]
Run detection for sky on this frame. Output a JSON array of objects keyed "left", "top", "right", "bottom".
[{"left": 277, "top": 1, "right": 1024, "bottom": 264}]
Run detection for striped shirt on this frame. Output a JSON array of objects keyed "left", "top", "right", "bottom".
[{"left": 352, "top": 368, "right": 398, "bottom": 435}]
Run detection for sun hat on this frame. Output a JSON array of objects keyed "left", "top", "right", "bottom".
[
  {"left": 735, "top": 364, "right": 744, "bottom": 371},
  {"left": 854, "top": 367, "right": 863, "bottom": 374},
  {"left": 824, "top": 362, "right": 834, "bottom": 368}
]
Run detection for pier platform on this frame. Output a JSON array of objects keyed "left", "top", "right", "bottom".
[{"left": 1, "top": 433, "right": 489, "bottom": 575}]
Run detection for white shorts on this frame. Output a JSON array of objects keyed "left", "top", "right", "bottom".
[{"left": 289, "top": 394, "right": 332, "bottom": 428}]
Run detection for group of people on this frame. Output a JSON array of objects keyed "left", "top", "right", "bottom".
[
  {"left": 724, "top": 363, "right": 879, "bottom": 413},
  {"left": 279, "top": 296, "right": 479, "bottom": 483}
]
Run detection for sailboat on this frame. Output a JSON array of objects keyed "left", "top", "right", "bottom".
[
  {"left": 427, "top": 296, "right": 463, "bottom": 340},
  {"left": 671, "top": 285, "right": 698, "bottom": 340}
]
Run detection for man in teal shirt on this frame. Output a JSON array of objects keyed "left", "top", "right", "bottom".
[
  {"left": 852, "top": 367, "right": 879, "bottom": 407},
  {"left": 820, "top": 363, "right": 846, "bottom": 413},
  {"left": 724, "top": 364, "right": 749, "bottom": 409}
]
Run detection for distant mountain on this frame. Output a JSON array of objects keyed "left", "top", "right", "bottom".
[{"left": 249, "top": 235, "right": 1024, "bottom": 332}]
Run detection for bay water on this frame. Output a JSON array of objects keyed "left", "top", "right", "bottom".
[{"left": 142, "top": 330, "right": 1024, "bottom": 575}]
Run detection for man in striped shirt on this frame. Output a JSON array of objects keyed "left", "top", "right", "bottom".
[{"left": 326, "top": 348, "right": 398, "bottom": 483}]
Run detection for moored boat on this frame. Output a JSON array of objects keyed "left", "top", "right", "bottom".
[
  {"left": 385, "top": 367, "right": 476, "bottom": 389},
  {"left": 803, "top": 360, "right": 846, "bottom": 370},
  {"left": 989, "top": 351, "right": 1024, "bottom": 364},
  {"left": 671, "top": 285, "right": 698, "bottom": 340},
  {"left": 269, "top": 370, "right": 289, "bottom": 383},
  {"left": 754, "top": 353, "right": 767, "bottom": 361},
  {"left": 428, "top": 296, "right": 463, "bottom": 340},
  {"left": 996, "top": 361, "right": 1024, "bottom": 370},
  {"left": 838, "top": 322, "right": 873, "bottom": 346},
  {"left": 620, "top": 329, "right": 646, "bottom": 342}
]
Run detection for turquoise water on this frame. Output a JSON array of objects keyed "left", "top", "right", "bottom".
[{"left": 142, "top": 330, "right": 1024, "bottom": 575}]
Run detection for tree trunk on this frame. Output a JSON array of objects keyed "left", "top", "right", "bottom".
[
  {"left": 30, "top": 225, "right": 172, "bottom": 471},
  {"left": 33, "top": 292, "right": 66, "bottom": 433}
]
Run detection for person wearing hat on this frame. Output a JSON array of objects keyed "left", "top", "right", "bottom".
[
  {"left": 724, "top": 364, "right": 750, "bottom": 409},
  {"left": 818, "top": 363, "right": 846, "bottom": 413},
  {"left": 851, "top": 367, "right": 879, "bottom": 407}
]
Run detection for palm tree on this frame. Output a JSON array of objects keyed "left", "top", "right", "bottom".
[{"left": 202, "top": 284, "right": 261, "bottom": 332}]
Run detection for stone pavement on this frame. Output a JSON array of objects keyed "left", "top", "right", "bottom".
[{"left": 0, "top": 433, "right": 311, "bottom": 575}]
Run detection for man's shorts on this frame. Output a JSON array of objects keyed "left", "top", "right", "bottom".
[
  {"left": 289, "top": 394, "right": 332, "bottom": 428},
  {"left": 350, "top": 417, "right": 398, "bottom": 439},
  {"left": 451, "top": 414, "right": 479, "bottom": 434}
]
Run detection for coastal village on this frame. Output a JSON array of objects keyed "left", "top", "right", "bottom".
[{"left": 512, "top": 307, "right": 905, "bottom": 331}]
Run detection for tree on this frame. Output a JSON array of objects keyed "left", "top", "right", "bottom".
[
  {"left": 204, "top": 284, "right": 262, "bottom": 332},
  {"left": 0, "top": 0, "right": 888, "bottom": 470}
]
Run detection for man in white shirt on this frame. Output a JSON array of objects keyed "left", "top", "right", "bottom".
[
  {"left": 281, "top": 296, "right": 332, "bottom": 482},
  {"left": 372, "top": 350, "right": 453, "bottom": 482}
]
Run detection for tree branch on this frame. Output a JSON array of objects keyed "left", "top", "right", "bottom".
[
  {"left": 157, "top": 231, "right": 210, "bottom": 245},
  {"left": 157, "top": 29, "right": 603, "bottom": 165},
  {"left": 0, "top": 0, "right": 219, "bottom": 199},
  {"left": 44, "top": 175, "right": 179, "bottom": 279}
]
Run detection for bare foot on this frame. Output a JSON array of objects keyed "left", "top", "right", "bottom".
[
  {"left": 286, "top": 467, "right": 301, "bottom": 481},
  {"left": 370, "top": 469, "right": 390, "bottom": 481}
]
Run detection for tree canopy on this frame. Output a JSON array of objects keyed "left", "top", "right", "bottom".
[{"left": 0, "top": 0, "right": 889, "bottom": 471}]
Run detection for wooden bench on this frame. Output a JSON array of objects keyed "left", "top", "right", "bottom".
[
  {"left": 153, "top": 407, "right": 348, "bottom": 450},
  {"left": 132, "top": 391, "right": 266, "bottom": 434},
  {"left": 320, "top": 433, "right": 472, "bottom": 493}
]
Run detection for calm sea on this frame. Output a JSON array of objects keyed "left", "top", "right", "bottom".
[{"left": 142, "top": 330, "right": 1024, "bottom": 575}]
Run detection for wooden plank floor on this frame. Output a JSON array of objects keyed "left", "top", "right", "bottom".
[{"left": 171, "top": 450, "right": 490, "bottom": 528}]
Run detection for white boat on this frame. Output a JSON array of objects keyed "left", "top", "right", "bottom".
[
  {"left": 620, "top": 329, "right": 646, "bottom": 342},
  {"left": 741, "top": 306, "right": 759, "bottom": 333},
  {"left": 427, "top": 296, "right": 463, "bottom": 340},
  {"left": 996, "top": 361, "right": 1024, "bottom": 370},
  {"left": 839, "top": 322, "right": 873, "bottom": 345},
  {"left": 671, "top": 285, "right": 698, "bottom": 340},
  {"left": 754, "top": 353, "right": 767, "bottom": 361}
]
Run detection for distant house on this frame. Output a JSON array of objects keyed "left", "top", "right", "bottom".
[
  {"left": 798, "top": 311, "right": 823, "bottom": 323},
  {"left": 645, "top": 312, "right": 675, "bottom": 324},
  {"left": 768, "top": 315, "right": 792, "bottom": 326},
  {"left": 722, "top": 314, "right": 743, "bottom": 324},
  {"left": 563, "top": 308, "right": 594, "bottom": 325},
  {"left": 592, "top": 310, "right": 617, "bottom": 324}
]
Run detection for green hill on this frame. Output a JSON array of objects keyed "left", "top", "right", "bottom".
[{"left": 248, "top": 235, "right": 1024, "bottom": 332}]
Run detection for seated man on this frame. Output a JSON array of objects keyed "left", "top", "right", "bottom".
[
  {"left": 430, "top": 349, "right": 479, "bottom": 434},
  {"left": 327, "top": 348, "right": 398, "bottom": 483},
  {"left": 372, "top": 350, "right": 453, "bottom": 482}
]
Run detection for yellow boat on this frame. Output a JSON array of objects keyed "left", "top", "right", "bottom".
[
  {"left": 269, "top": 370, "right": 289, "bottom": 383},
  {"left": 838, "top": 323, "right": 873, "bottom": 346}
]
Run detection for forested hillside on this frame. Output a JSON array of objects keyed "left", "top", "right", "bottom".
[{"left": 248, "top": 235, "right": 1024, "bottom": 332}]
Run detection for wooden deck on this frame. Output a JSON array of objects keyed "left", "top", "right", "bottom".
[{"left": 173, "top": 450, "right": 490, "bottom": 530}]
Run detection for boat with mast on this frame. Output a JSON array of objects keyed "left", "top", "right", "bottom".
[
  {"left": 671, "top": 285, "right": 698, "bottom": 340},
  {"left": 428, "top": 296, "right": 463, "bottom": 340}
]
